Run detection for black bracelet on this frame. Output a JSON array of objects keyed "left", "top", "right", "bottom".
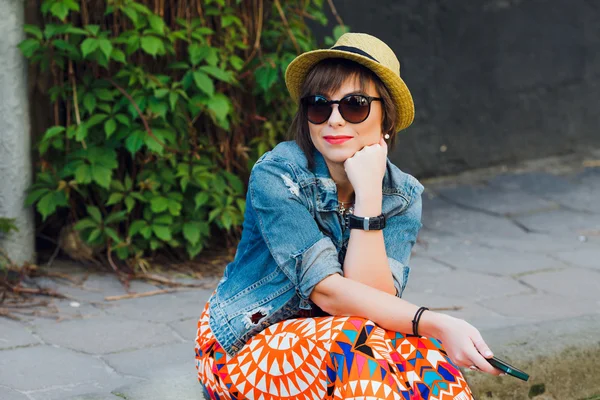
[{"left": 412, "top": 306, "right": 429, "bottom": 337}]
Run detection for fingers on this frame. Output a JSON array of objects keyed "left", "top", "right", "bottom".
[{"left": 468, "top": 336, "right": 502, "bottom": 376}]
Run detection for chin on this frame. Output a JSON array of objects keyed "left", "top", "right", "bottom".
[{"left": 318, "top": 148, "right": 355, "bottom": 164}]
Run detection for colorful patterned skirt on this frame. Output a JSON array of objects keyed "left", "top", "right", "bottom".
[{"left": 195, "top": 303, "right": 474, "bottom": 400}]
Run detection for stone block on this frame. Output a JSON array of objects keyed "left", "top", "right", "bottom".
[
  {"left": 1, "top": 387, "right": 29, "bottom": 400},
  {"left": 435, "top": 184, "right": 559, "bottom": 216},
  {"left": 516, "top": 209, "right": 600, "bottom": 235},
  {"left": 554, "top": 248, "right": 600, "bottom": 269},
  {"left": 102, "top": 288, "right": 211, "bottom": 323},
  {"left": 519, "top": 268, "right": 600, "bottom": 301},
  {"left": 479, "top": 293, "right": 599, "bottom": 321},
  {"left": 426, "top": 246, "right": 567, "bottom": 276},
  {"left": 405, "top": 270, "right": 530, "bottom": 301},
  {"left": 34, "top": 316, "right": 180, "bottom": 355},
  {"left": 0, "top": 319, "right": 40, "bottom": 349},
  {"left": 103, "top": 342, "right": 195, "bottom": 379},
  {"left": 0, "top": 346, "right": 138, "bottom": 392},
  {"left": 113, "top": 365, "right": 204, "bottom": 400},
  {"left": 169, "top": 317, "right": 200, "bottom": 342}
]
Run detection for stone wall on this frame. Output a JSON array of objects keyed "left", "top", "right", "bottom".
[{"left": 314, "top": 0, "right": 600, "bottom": 177}]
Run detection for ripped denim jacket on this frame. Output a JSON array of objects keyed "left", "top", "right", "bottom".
[{"left": 206, "top": 141, "right": 424, "bottom": 356}]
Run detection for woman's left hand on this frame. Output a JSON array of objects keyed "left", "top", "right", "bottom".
[{"left": 344, "top": 137, "right": 388, "bottom": 197}]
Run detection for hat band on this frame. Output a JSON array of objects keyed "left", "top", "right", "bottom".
[{"left": 330, "top": 45, "right": 379, "bottom": 63}]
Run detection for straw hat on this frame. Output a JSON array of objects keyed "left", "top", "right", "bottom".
[{"left": 285, "top": 32, "right": 415, "bottom": 132}]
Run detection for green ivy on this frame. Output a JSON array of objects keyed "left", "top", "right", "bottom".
[{"left": 20, "top": 0, "right": 346, "bottom": 268}]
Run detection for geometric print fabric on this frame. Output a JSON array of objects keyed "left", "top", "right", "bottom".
[{"left": 195, "top": 303, "right": 474, "bottom": 400}]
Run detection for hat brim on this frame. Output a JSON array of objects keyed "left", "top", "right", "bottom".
[{"left": 285, "top": 49, "right": 415, "bottom": 132}]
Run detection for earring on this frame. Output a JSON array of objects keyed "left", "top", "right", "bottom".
[{"left": 384, "top": 134, "right": 390, "bottom": 140}]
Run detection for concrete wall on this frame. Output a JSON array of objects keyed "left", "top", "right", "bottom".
[
  {"left": 0, "top": 0, "right": 34, "bottom": 263},
  {"left": 315, "top": 0, "right": 600, "bottom": 177}
]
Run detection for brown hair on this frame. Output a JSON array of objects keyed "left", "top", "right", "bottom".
[{"left": 288, "top": 58, "right": 398, "bottom": 169}]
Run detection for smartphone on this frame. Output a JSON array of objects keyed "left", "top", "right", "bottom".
[{"left": 488, "top": 356, "right": 529, "bottom": 381}]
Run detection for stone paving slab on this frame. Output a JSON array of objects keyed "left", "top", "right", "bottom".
[
  {"left": 34, "top": 316, "right": 182, "bottom": 355},
  {"left": 0, "top": 318, "right": 40, "bottom": 349},
  {"left": 101, "top": 288, "right": 211, "bottom": 324},
  {"left": 103, "top": 342, "right": 194, "bottom": 379},
  {"left": 112, "top": 365, "right": 204, "bottom": 400},
  {"left": 434, "top": 183, "right": 560, "bottom": 216},
  {"left": 406, "top": 269, "right": 532, "bottom": 300},
  {"left": 0, "top": 345, "right": 142, "bottom": 393},
  {"left": 1, "top": 386, "right": 29, "bottom": 400},
  {"left": 553, "top": 248, "right": 600, "bottom": 269},
  {"left": 519, "top": 267, "right": 600, "bottom": 300},
  {"left": 168, "top": 317, "right": 200, "bottom": 342}
]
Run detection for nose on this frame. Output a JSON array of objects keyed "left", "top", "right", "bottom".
[{"left": 328, "top": 104, "right": 345, "bottom": 127}]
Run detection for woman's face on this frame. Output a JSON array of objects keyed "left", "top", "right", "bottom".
[{"left": 308, "top": 77, "right": 383, "bottom": 167}]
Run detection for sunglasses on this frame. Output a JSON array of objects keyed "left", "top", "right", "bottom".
[{"left": 301, "top": 94, "right": 382, "bottom": 125}]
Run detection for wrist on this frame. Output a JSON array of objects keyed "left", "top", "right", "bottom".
[
  {"left": 354, "top": 192, "right": 382, "bottom": 217},
  {"left": 417, "top": 310, "right": 448, "bottom": 338}
]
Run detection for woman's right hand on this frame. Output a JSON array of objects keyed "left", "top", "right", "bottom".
[{"left": 426, "top": 313, "right": 504, "bottom": 376}]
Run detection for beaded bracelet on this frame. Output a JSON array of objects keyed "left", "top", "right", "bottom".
[{"left": 411, "top": 306, "right": 429, "bottom": 336}]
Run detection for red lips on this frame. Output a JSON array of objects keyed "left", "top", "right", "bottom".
[{"left": 323, "top": 136, "right": 353, "bottom": 145}]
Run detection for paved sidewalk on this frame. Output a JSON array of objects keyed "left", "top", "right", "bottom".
[{"left": 1, "top": 154, "right": 600, "bottom": 400}]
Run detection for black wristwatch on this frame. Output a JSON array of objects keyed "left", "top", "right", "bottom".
[{"left": 346, "top": 213, "right": 386, "bottom": 231}]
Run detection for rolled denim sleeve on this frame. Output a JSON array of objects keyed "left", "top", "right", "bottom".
[
  {"left": 384, "top": 190, "right": 423, "bottom": 298},
  {"left": 249, "top": 158, "right": 343, "bottom": 300}
]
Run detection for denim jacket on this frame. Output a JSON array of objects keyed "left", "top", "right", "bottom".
[{"left": 207, "top": 141, "right": 424, "bottom": 356}]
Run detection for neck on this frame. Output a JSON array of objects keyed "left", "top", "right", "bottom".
[{"left": 325, "top": 160, "right": 354, "bottom": 203}]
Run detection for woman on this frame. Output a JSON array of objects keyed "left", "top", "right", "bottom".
[{"left": 195, "top": 33, "right": 502, "bottom": 400}]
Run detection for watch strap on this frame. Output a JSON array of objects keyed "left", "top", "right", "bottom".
[{"left": 347, "top": 213, "right": 386, "bottom": 230}]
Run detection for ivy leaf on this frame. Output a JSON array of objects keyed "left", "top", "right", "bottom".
[
  {"left": 86, "top": 113, "right": 108, "bottom": 127},
  {"left": 105, "top": 210, "right": 127, "bottom": 224},
  {"left": 83, "top": 93, "right": 96, "bottom": 114},
  {"left": 148, "top": 14, "right": 166, "bottom": 34},
  {"left": 254, "top": 65, "right": 278, "bottom": 92},
  {"left": 74, "top": 218, "right": 97, "bottom": 231},
  {"left": 189, "top": 44, "right": 210, "bottom": 66},
  {"left": 97, "top": 38, "right": 113, "bottom": 59},
  {"left": 104, "top": 118, "right": 117, "bottom": 138},
  {"left": 81, "top": 38, "right": 98, "bottom": 58},
  {"left": 141, "top": 36, "right": 164, "bottom": 57},
  {"left": 111, "top": 48, "right": 126, "bottom": 63},
  {"left": 95, "top": 88, "right": 114, "bottom": 101},
  {"left": 150, "top": 196, "right": 169, "bottom": 213},
  {"left": 75, "top": 124, "right": 88, "bottom": 141},
  {"left": 25, "top": 188, "right": 49, "bottom": 206},
  {"left": 207, "top": 94, "right": 231, "bottom": 121},
  {"left": 125, "top": 196, "right": 135, "bottom": 212},
  {"left": 152, "top": 225, "right": 172, "bottom": 241},
  {"left": 18, "top": 39, "right": 40, "bottom": 58},
  {"left": 125, "top": 130, "right": 145, "bottom": 154},
  {"left": 37, "top": 191, "right": 68, "bottom": 221},
  {"left": 167, "top": 199, "right": 182, "bottom": 216},
  {"left": 230, "top": 55, "right": 244, "bottom": 71},
  {"left": 194, "top": 192, "right": 209, "bottom": 209},
  {"left": 106, "top": 193, "right": 123, "bottom": 206},
  {"left": 199, "top": 65, "right": 231, "bottom": 83},
  {"left": 24, "top": 25, "right": 43, "bottom": 40},
  {"left": 87, "top": 206, "right": 102, "bottom": 223},
  {"left": 75, "top": 163, "right": 92, "bottom": 184},
  {"left": 50, "top": 2, "right": 70, "bottom": 20},
  {"left": 43, "top": 126, "right": 66, "bottom": 141},
  {"left": 129, "top": 220, "right": 147, "bottom": 236},
  {"left": 193, "top": 71, "right": 214, "bottom": 97},
  {"left": 104, "top": 227, "right": 121, "bottom": 243},
  {"left": 91, "top": 164, "right": 112, "bottom": 188},
  {"left": 183, "top": 223, "right": 201, "bottom": 245}
]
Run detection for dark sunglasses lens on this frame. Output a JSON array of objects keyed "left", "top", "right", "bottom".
[
  {"left": 340, "top": 95, "right": 370, "bottom": 123},
  {"left": 305, "top": 96, "right": 331, "bottom": 124}
]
